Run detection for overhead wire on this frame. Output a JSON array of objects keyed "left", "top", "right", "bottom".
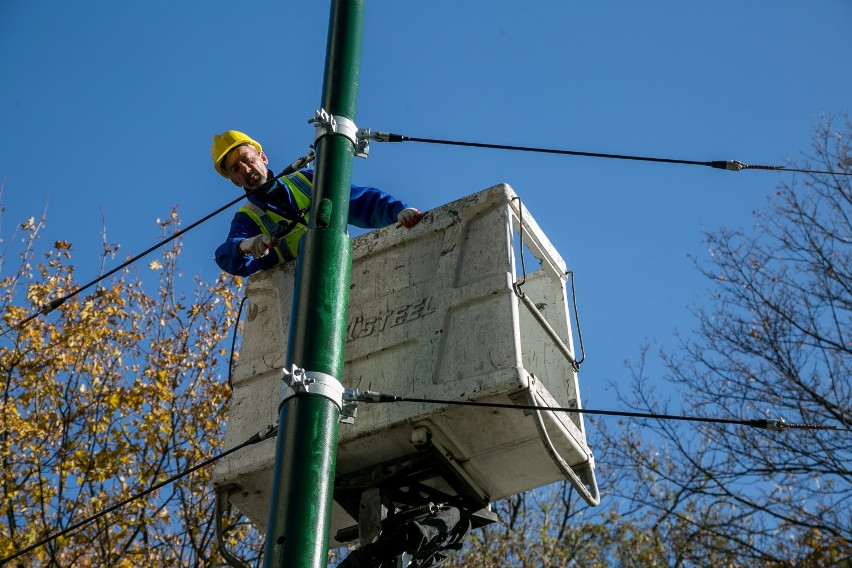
[
  {"left": 0, "top": 424, "right": 278, "bottom": 566},
  {"left": 353, "top": 391, "right": 851, "bottom": 432},
  {"left": 2, "top": 385, "right": 845, "bottom": 562},
  {"left": 3, "top": 130, "right": 848, "bottom": 341},
  {"left": 361, "top": 131, "right": 852, "bottom": 177},
  {"left": 2, "top": 128, "right": 847, "bottom": 558},
  {"left": 4, "top": 129, "right": 847, "bottom": 340},
  {"left": 0, "top": 150, "right": 314, "bottom": 340}
]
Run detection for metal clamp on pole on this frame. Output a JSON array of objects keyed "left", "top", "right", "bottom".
[
  {"left": 309, "top": 108, "right": 369, "bottom": 158},
  {"left": 341, "top": 387, "right": 360, "bottom": 425},
  {"left": 281, "top": 365, "right": 348, "bottom": 419}
]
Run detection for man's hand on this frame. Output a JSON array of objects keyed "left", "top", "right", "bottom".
[
  {"left": 239, "top": 234, "right": 273, "bottom": 258},
  {"left": 397, "top": 208, "right": 422, "bottom": 228}
]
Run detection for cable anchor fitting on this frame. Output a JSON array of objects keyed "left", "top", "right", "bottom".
[
  {"left": 357, "top": 129, "right": 406, "bottom": 144},
  {"left": 39, "top": 296, "right": 67, "bottom": 315},
  {"left": 344, "top": 388, "right": 400, "bottom": 404},
  {"left": 284, "top": 147, "right": 316, "bottom": 174},
  {"left": 281, "top": 365, "right": 355, "bottom": 424},
  {"left": 748, "top": 417, "right": 788, "bottom": 431},
  {"left": 709, "top": 160, "right": 746, "bottom": 171},
  {"left": 309, "top": 108, "right": 369, "bottom": 159}
]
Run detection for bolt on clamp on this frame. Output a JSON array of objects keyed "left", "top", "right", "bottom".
[{"left": 309, "top": 108, "right": 369, "bottom": 158}]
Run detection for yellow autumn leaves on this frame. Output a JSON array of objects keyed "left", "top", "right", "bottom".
[{"left": 0, "top": 211, "right": 254, "bottom": 565}]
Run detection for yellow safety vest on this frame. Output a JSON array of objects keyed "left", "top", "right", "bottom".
[{"left": 238, "top": 172, "right": 312, "bottom": 264}]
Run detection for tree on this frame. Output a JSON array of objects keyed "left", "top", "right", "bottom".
[
  {"left": 436, "top": 115, "right": 851, "bottom": 568},
  {"left": 596, "top": 114, "right": 852, "bottom": 565},
  {"left": 440, "top": 480, "right": 748, "bottom": 568},
  {"left": 0, "top": 206, "right": 263, "bottom": 566}
]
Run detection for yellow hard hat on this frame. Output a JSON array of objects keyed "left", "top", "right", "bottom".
[{"left": 211, "top": 130, "right": 263, "bottom": 178}]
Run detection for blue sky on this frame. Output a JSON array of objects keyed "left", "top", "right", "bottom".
[{"left": 2, "top": 0, "right": 850, "bottom": 415}]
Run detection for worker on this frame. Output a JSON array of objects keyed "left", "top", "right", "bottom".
[{"left": 212, "top": 130, "right": 422, "bottom": 277}]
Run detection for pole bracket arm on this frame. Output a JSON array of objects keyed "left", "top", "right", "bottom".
[
  {"left": 309, "top": 108, "right": 369, "bottom": 158},
  {"left": 281, "top": 365, "right": 355, "bottom": 423}
]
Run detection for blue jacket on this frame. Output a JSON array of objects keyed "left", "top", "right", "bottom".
[{"left": 215, "top": 168, "right": 409, "bottom": 276}]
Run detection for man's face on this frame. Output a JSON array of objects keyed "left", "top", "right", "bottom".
[{"left": 223, "top": 145, "right": 269, "bottom": 189}]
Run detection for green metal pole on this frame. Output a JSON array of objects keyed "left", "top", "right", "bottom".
[{"left": 263, "top": 1, "right": 365, "bottom": 566}]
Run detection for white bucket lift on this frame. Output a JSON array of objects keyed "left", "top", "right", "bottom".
[{"left": 212, "top": 183, "right": 599, "bottom": 548}]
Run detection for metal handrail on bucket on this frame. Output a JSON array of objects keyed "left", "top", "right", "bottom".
[{"left": 526, "top": 375, "right": 600, "bottom": 506}]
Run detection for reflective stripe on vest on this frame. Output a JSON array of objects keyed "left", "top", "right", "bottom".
[{"left": 238, "top": 173, "right": 312, "bottom": 265}]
